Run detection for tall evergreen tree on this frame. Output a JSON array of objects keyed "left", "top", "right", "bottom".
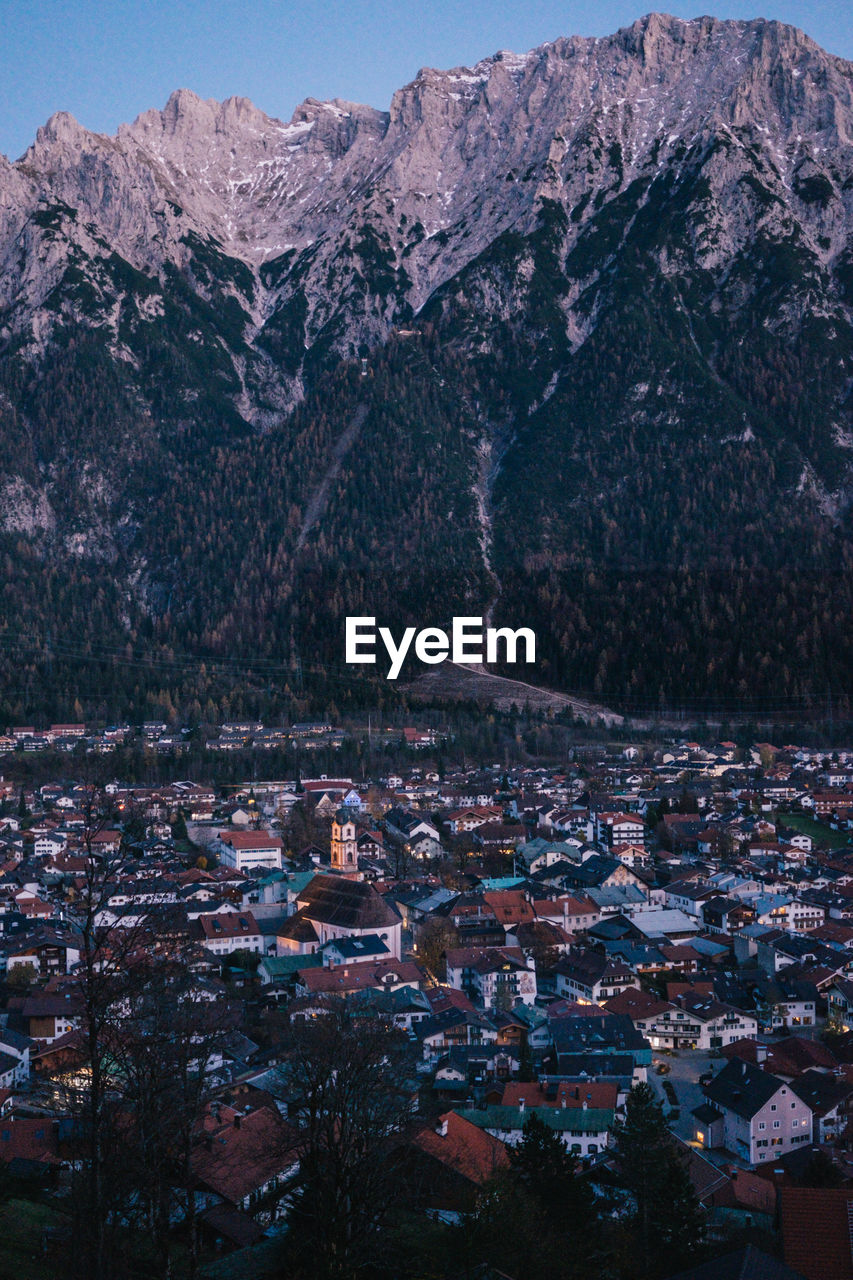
[{"left": 613, "top": 1082, "right": 705, "bottom": 1279}]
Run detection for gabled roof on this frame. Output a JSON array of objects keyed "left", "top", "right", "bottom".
[
  {"left": 704, "top": 1057, "right": 787, "bottom": 1120},
  {"left": 297, "top": 874, "right": 401, "bottom": 930},
  {"left": 198, "top": 911, "right": 260, "bottom": 939},
  {"left": 411, "top": 1112, "right": 509, "bottom": 1185},
  {"left": 781, "top": 1187, "right": 853, "bottom": 1280}
]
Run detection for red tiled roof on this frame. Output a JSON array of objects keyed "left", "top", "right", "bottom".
[
  {"left": 500, "top": 1080, "right": 618, "bottom": 1111},
  {"left": 0, "top": 1117, "right": 59, "bottom": 1165},
  {"left": 298, "top": 959, "right": 422, "bottom": 995},
  {"left": 411, "top": 1112, "right": 509, "bottom": 1185},
  {"left": 192, "top": 1104, "right": 299, "bottom": 1205},
  {"left": 781, "top": 1187, "right": 853, "bottom": 1280},
  {"left": 217, "top": 831, "right": 282, "bottom": 851}
]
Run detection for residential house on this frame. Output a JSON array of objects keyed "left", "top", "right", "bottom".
[
  {"left": 217, "top": 831, "right": 284, "bottom": 873},
  {"left": 445, "top": 946, "right": 537, "bottom": 1010},
  {"left": 455, "top": 1101, "right": 613, "bottom": 1158},
  {"left": 697, "top": 1058, "right": 813, "bottom": 1163},
  {"left": 196, "top": 912, "right": 264, "bottom": 958},
  {"left": 552, "top": 948, "right": 639, "bottom": 1004}
]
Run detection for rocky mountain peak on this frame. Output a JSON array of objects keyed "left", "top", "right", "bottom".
[
  {"left": 31, "top": 109, "right": 92, "bottom": 152},
  {"left": 1, "top": 14, "right": 852, "bottom": 716}
]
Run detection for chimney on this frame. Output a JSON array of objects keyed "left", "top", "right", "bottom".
[
  {"left": 519, "top": 1098, "right": 525, "bottom": 1112},
  {"left": 233, "top": 1114, "right": 241, "bottom": 1129},
  {"left": 437, "top": 1117, "right": 448, "bottom": 1137}
]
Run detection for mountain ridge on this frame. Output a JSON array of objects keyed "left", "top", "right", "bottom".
[{"left": 1, "top": 12, "right": 852, "bottom": 722}]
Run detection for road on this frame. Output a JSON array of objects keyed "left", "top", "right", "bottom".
[{"left": 648, "top": 1049, "right": 718, "bottom": 1144}]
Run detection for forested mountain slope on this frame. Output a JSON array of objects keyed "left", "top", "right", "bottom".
[{"left": 1, "top": 13, "right": 852, "bottom": 721}]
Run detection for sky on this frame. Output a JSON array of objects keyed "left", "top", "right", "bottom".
[{"left": 2, "top": 0, "right": 852, "bottom": 160}]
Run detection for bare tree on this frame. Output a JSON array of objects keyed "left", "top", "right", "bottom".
[
  {"left": 56, "top": 784, "right": 190, "bottom": 1279},
  {"left": 279, "top": 1000, "right": 419, "bottom": 1280},
  {"left": 105, "top": 959, "right": 238, "bottom": 1279}
]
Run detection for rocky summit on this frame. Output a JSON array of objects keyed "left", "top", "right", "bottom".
[{"left": 1, "top": 13, "right": 853, "bottom": 721}]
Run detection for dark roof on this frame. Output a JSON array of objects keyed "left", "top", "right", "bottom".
[
  {"left": 666, "top": 1244, "right": 807, "bottom": 1280},
  {"left": 691, "top": 1102, "right": 724, "bottom": 1125},
  {"left": 704, "top": 1057, "right": 785, "bottom": 1120},
  {"left": 550, "top": 1052, "right": 636, "bottom": 1081},
  {"left": 550, "top": 1012, "right": 647, "bottom": 1056},
  {"left": 791, "top": 1069, "right": 853, "bottom": 1117},
  {"left": 275, "top": 911, "right": 319, "bottom": 944},
  {"left": 297, "top": 874, "right": 401, "bottom": 930}
]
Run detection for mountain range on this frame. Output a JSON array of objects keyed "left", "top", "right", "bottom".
[{"left": 1, "top": 12, "right": 852, "bottom": 723}]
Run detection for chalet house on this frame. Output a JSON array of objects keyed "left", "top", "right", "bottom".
[
  {"left": 192, "top": 1102, "right": 299, "bottom": 1228},
  {"left": 702, "top": 896, "right": 757, "bottom": 935},
  {"left": 446, "top": 807, "right": 502, "bottom": 835},
  {"left": 482, "top": 890, "right": 535, "bottom": 936},
  {"left": 548, "top": 1012, "right": 651, "bottom": 1081},
  {"left": 448, "top": 898, "right": 505, "bottom": 949},
  {"left": 697, "top": 1057, "right": 813, "bottom": 1164},
  {"left": 665, "top": 882, "right": 721, "bottom": 917},
  {"left": 301, "top": 780, "right": 363, "bottom": 812},
  {"left": 596, "top": 812, "right": 645, "bottom": 848},
  {"left": 552, "top": 949, "right": 639, "bottom": 1004},
  {"left": 517, "top": 838, "right": 583, "bottom": 874},
  {"left": 433, "top": 1043, "right": 520, "bottom": 1086},
  {"left": 612, "top": 843, "right": 650, "bottom": 868},
  {"left": 32, "top": 832, "right": 67, "bottom": 860},
  {"left": 294, "top": 958, "right": 423, "bottom": 1002},
  {"left": 196, "top": 912, "right": 264, "bottom": 957},
  {"left": 384, "top": 808, "right": 441, "bottom": 846},
  {"left": 406, "top": 1112, "right": 509, "bottom": 1212},
  {"left": 2, "top": 927, "right": 81, "bottom": 978},
  {"left": 445, "top": 946, "right": 537, "bottom": 1010},
  {"left": 0, "top": 1027, "right": 34, "bottom": 1083},
  {"left": 495, "top": 1079, "right": 619, "bottom": 1114},
  {"left": 533, "top": 895, "right": 600, "bottom": 934},
  {"left": 417, "top": 1007, "right": 499, "bottom": 1061},
  {"left": 456, "top": 1100, "right": 613, "bottom": 1158},
  {"left": 16, "top": 994, "right": 82, "bottom": 1044},
  {"left": 604, "top": 986, "right": 758, "bottom": 1051},
  {"left": 791, "top": 1069, "right": 853, "bottom": 1145}
]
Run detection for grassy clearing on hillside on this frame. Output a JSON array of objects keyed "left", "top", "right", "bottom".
[{"left": 781, "top": 811, "right": 851, "bottom": 850}]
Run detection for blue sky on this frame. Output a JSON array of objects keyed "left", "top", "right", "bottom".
[{"left": 2, "top": 1, "right": 851, "bottom": 160}]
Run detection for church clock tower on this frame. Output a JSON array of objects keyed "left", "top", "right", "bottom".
[{"left": 331, "top": 808, "right": 357, "bottom": 871}]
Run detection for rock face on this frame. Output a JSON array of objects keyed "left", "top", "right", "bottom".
[
  {"left": 5, "top": 15, "right": 852, "bottom": 368},
  {"left": 1, "top": 13, "right": 853, "bottom": 715}
]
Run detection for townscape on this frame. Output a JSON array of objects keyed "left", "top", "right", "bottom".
[{"left": 0, "top": 725, "right": 852, "bottom": 1277}]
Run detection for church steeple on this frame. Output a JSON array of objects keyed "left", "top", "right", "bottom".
[{"left": 331, "top": 807, "right": 357, "bottom": 871}]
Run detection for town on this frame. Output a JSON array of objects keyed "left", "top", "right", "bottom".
[{"left": 0, "top": 726, "right": 852, "bottom": 1279}]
